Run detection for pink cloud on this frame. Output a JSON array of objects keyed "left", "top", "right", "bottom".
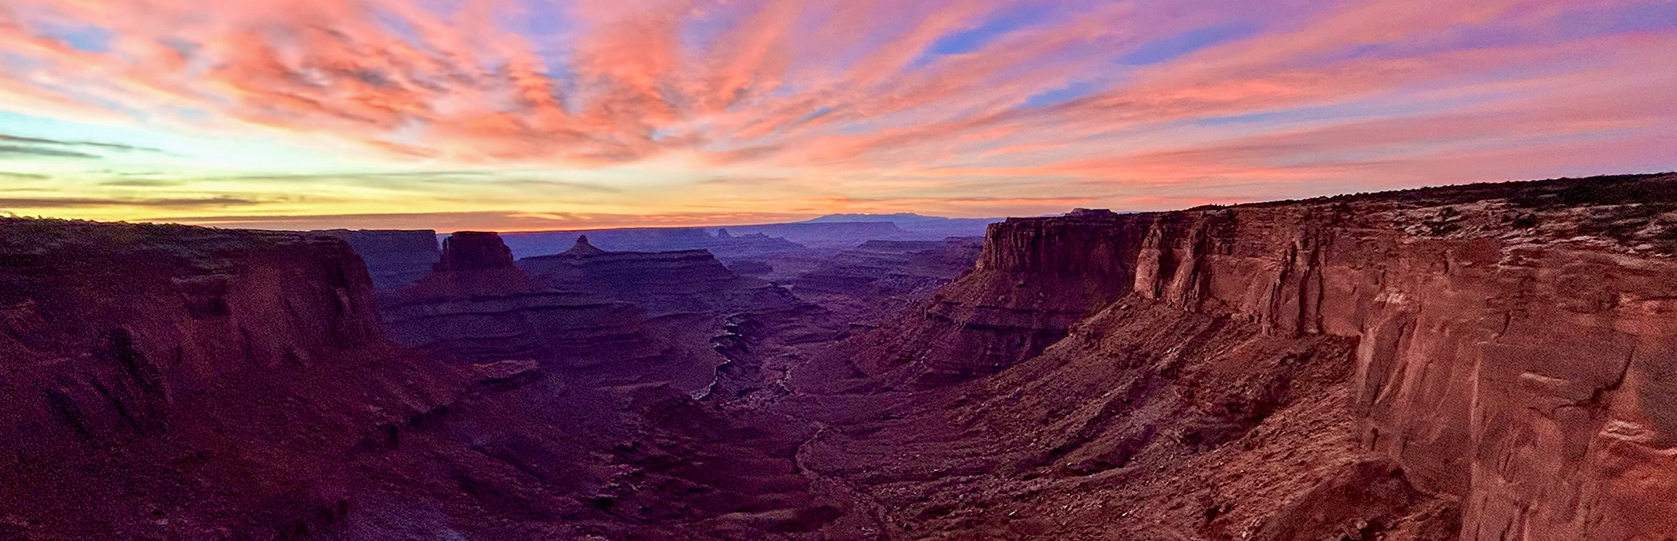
[{"left": 0, "top": 0, "right": 1672, "bottom": 221}]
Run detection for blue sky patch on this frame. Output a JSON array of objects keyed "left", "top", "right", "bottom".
[
  {"left": 1022, "top": 81, "right": 1099, "bottom": 108},
  {"left": 1122, "top": 23, "right": 1256, "bottom": 65},
  {"left": 927, "top": 4, "right": 1057, "bottom": 56}
]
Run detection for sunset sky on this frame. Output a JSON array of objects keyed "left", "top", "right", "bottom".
[{"left": 1, "top": 0, "right": 1674, "bottom": 231}]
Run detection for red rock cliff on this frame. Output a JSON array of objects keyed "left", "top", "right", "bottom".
[
  {"left": 1122, "top": 205, "right": 1677, "bottom": 541},
  {"left": 843, "top": 174, "right": 1677, "bottom": 539},
  {"left": 824, "top": 214, "right": 1156, "bottom": 388},
  {"left": 0, "top": 219, "right": 459, "bottom": 539}
]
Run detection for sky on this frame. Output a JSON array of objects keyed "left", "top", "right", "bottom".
[{"left": 0, "top": 0, "right": 1674, "bottom": 231}]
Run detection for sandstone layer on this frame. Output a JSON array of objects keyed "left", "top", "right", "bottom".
[{"left": 797, "top": 173, "right": 1677, "bottom": 540}]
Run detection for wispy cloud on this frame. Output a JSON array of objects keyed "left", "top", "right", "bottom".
[
  {"left": 0, "top": 0, "right": 1671, "bottom": 227},
  {"left": 0, "top": 145, "right": 102, "bottom": 160},
  {"left": 0, "top": 132, "right": 170, "bottom": 160},
  {"left": 0, "top": 134, "right": 164, "bottom": 154},
  {"left": 0, "top": 195, "right": 262, "bottom": 209}
]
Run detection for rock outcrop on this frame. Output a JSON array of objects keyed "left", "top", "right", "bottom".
[
  {"left": 802, "top": 173, "right": 1677, "bottom": 540},
  {"left": 406, "top": 230, "right": 540, "bottom": 297},
  {"left": 520, "top": 239, "right": 786, "bottom": 317},
  {"left": 818, "top": 214, "right": 1159, "bottom": 389},
  {"left": 705, "top": 231, "right": 811, "bottom": 260},
  {"left": 381, "top": 232, "right": 681, "bottom": 385},
  {"left": 559, "top": 234, "right": 606, "bottom": 256},
  {"left": 496, "top": 217, "right": 986, "bottom": 258}
]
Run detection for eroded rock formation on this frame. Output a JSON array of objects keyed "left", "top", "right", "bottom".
[
  {"left": 0, "top": 220, "right": 851, "bottom": 540},
  {"left": 381, "top": 232, "right": 684, "bottom": 386},
  {"left": 384, "top": 233, "right": 836, "bottom": 397},
  {"left": 519, "top": 236, "right": 802, "bottom": 318},
  {"left": 0, "top": 219, "right": 461, "bottom": 539},
  {"left": 518, "top": 237, "right": 837, "bottom": 401},
  {"left": 798, "top": 173, "right": 1677, "bottom": 540}
]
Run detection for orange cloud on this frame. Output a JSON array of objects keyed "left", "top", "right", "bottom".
[{"left": 0, "top": 0, "right": 1672, "bottom": 227}]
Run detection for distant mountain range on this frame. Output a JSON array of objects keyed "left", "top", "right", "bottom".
[
  {"left": 482, "top": 214, "right": 1000, "bottom": 259},
  {"left": 794, "top": 213, "right": 998, "bottom": 238}
]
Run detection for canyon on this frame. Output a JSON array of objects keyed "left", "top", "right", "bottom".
[
  {"left": 785, "top": 239, "right": 985, "bottom": 325},
  {"left": 0, "top": 173, "right": 1674, "bottom": 540},
  {"left": 0, "top": 220, "right": 851, "bottom": 540}
]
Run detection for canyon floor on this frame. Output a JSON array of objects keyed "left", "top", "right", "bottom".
[{"left": 2, "top": 173, "right": 1675, "bottom": 540}]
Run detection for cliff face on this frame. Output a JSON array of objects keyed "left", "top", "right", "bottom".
[
  {"left": 1124, "top": 209, "right": 1677, "bottom": 541},
  {"left": 811, "top": 174, "right": 1677, "bottom": 539},
  {"left": 1069, "top": 178, "right": 1677, "bottom": 541},
  {"left": 0, "top": 219, "right": 460, "bottom": 539},
  {"left": 815, "top": 217, "right": 1158, "bottom": 389}
]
